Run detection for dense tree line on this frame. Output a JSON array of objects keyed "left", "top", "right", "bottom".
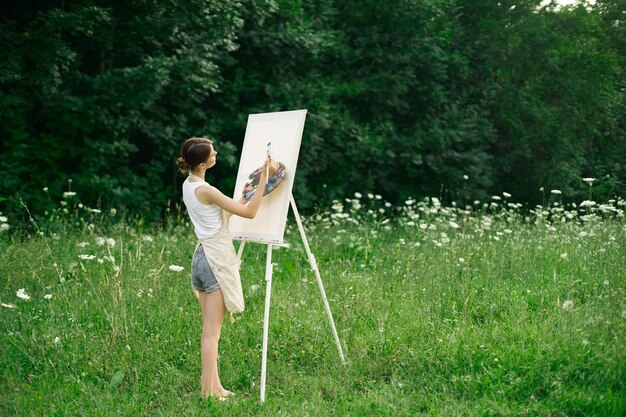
[{"left": 1, "top": 0, "right": 623, "bottom": 225}]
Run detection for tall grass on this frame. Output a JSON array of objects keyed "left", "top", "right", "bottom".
[{"left": 1, "top": 189, "right": 624, "bottom": 416}]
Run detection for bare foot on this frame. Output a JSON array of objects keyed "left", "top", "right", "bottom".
[
  {"left": 201, "top": 386, "right": 225, "bottom": 400},
  {"left": 220, "top": 388, "right": 235, "bottom": 398}
]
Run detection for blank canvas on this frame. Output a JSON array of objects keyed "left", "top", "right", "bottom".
[{"left": 229, "top": 109, "right": 307, "bottom": 244}]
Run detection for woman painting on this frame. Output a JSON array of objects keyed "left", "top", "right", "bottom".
[{"left": 176, "top": 137, "right": 270, "bottom": 400}]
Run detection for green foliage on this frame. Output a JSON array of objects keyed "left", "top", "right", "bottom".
[
  {"left": 0, "top": 1, "right": 249, "bottom": 224},
  {"left": 0, "top": 0, "right": 623, "bottom": 226},
  {"left": 214, "top": 0, "right": 497, "bottom": 207},
  {"left": 458, "top": 0, "right": 625, "bottom": 203}
]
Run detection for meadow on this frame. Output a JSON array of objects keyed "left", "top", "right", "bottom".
[{"left": 1, "top": 189, "right": 625, "bottom": 416}]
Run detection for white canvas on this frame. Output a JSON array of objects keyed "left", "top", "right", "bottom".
[{"left": 229, "top": 109, "right": 307, "bottom": 244}]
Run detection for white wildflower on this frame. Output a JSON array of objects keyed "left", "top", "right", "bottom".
[
  {"left": 169, "top": 265, "right": 184, "bottom": 272},
  {"left": 16, "top": 288, "right": 31, "bottom": 300},
  {"left": 419, "top": 223, "right": 428, "bottom": 230},
  {"left": 449, "top": 221, "right": 460, "bottom": 229},
  {"left": 0, "top": 216, "right": 7, "bottom": 222},
  {"left": 562, "top": 300, "right": 574, "bottom": 310},
  {"left": 560, "top": 252, "right": 568, "bottom": 259},
  {"left": 492, "top": 195, "right": 501, "bottom": 201},
  {"left": 354, "top": 192, "right": 362, "bottom": 199},
  {"left": 463, "top": 175, "right": 469, "bottom": 180},
  {"left": 110, "top": 208, "right": 117, "bottom": 216},
  {"left": 142, "top": 235, "right": 153, "bottom": 242},
  {"left": 367, "top": 193, "right": 374, "bottom": 199},
  {"left": 78, "top": 254, "right": 96, "bottom": 260},
  {"left": 551, "top": 189, "right": 561, "bottom": 195},
  {"left": 503, "top": 192, "right": 511, "bottom": 198},
  {"left": 43, "top": 187, "right": 49, "bottom": 192},
  {"left": 44, "top": 294, "right": 53, "bottom": 300},
  {"left": 580, "top": 214, "right": 598, "bottom": 222},
  {"left": 582, "top": 178, "right": 596, "bottom": 183},
  {"left": 2, "top": 303, "right": 17, "bottom": 309},
  {"left": 77, "top": 242, "right": 90, "bottom": 247},
  {"left": 458, "top": 257, "right": 465, "bottom": 263},
  {"left": 96, "top": 237, "right": 106, "bottom": 246},
  {"left": 63, "top": 191, "right": 76, "bottom": 198},
  {"left": 53, "top": 336, "right": 61, "bottom": 345},
  {"left": 106, "top": 238, "right": 115, "bottom": 247}
]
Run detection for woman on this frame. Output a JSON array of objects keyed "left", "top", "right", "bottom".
[{"left": 176, "top": 137, "right": 270, "bottom": 400}]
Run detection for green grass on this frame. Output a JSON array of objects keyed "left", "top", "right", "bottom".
[{"left": 1, "top": 195, "right": 625, "bottom": 416}]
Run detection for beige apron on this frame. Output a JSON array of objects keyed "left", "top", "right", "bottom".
[{"left": 194, "top": 209, "right": 245, "bottom": 313}]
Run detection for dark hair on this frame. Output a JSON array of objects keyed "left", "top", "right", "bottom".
[{"left": 176, "top": 137, "right": 213, "bottom": 174}]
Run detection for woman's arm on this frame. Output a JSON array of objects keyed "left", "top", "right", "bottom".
[
  {"left": 199, "top": 158, "right": 270, "bottom": 219},
  {"left": 229, "top": 197, "right": 249, "bottom": 218}
]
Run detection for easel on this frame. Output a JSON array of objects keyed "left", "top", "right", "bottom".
[{"left": 235, "top": 194, "right": 346, "bottom": 402}]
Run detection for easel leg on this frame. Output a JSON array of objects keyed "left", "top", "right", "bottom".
[
  {"left": 260, "top": 243, "right": 273, "bottom": 403},
  {"left": 236, "top": 240, "right": 246, "bottom": 268},
  {"left": 290, "top": 195, "right": 346, "bottom": 364}
]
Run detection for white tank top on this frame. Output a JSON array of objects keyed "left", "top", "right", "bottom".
[{"left": 182, "top": 178, "right": 223, "bottom": 239}]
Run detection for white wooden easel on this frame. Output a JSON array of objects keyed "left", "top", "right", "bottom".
[{"left": 236, "top": 194, "right": 346, "bottom": 402}]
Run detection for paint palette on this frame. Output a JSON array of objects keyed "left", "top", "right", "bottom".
[{"left": 241, "top": 161, "right": 287, "bottom": 201}]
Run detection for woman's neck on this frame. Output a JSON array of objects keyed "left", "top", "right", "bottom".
[{"left": 189, "top": 169, "right": 206, "bottom": 181}]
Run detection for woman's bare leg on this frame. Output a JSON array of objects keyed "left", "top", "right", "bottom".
[{"left": 198, "top": 289, "right": 226, "bottom": 398}]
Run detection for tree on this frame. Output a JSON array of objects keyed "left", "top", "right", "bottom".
[{"left": 0, "top": 1, "right": 249, "bottom": 224}]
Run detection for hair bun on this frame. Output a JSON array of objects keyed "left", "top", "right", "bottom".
[{"left": 176, "top": 156, "right": 191, "bottom": 174}]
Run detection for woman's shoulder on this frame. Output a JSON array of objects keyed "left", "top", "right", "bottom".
[{"left": 194, "top": 183, "right": 221, "bottom": 204}]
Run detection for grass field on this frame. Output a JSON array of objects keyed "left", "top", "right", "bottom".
[{"left": 1, "top": 193, "right": 625, "bottom": 416}]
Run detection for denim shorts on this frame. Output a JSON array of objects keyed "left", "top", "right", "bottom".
[{"left": 191, "top": 244, "right": 220, "bottom": 293}]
